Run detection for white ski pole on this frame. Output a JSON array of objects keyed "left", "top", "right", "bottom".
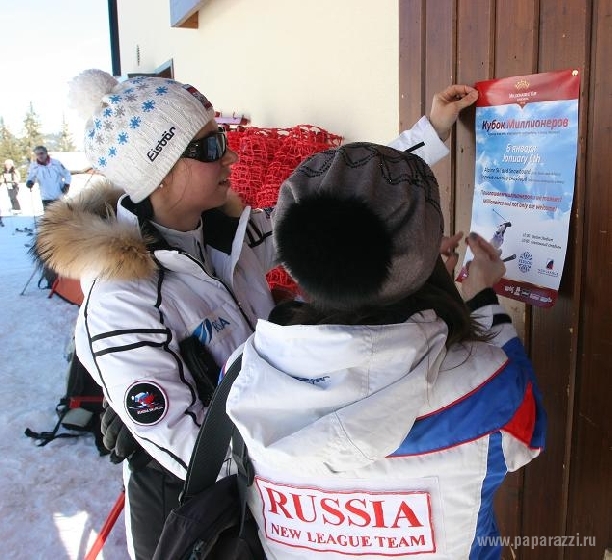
[{"left": 29, "top": 187, "right": 38, "bottom": 232}]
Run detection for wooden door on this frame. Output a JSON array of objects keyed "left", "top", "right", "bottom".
[{"left": 399, "top": 1, "right": 611, "bottom": 558}]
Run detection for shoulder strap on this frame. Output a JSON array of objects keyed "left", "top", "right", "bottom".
[{"left": 181, "top": 353, "right": 243, "bottom": 503}]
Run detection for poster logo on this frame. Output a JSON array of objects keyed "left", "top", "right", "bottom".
[
  {"left": 515, "top": 79, "right": 530, "bottom": 90},
  {"left": 518, "top": 252, "right": 533, "bottom": 273},
  {"left": 538, "top": 258, "right": 559, "bottom": 278}
]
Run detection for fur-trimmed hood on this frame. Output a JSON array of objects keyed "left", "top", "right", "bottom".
[{"left": 33, "top": 182, "right": 157, "bottom": 282}]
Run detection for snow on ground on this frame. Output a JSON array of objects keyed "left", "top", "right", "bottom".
[{"left": 0, "top": 185, "right": 129, "bottom": 560}]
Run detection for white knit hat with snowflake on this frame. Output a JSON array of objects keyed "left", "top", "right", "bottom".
[{"left": 68, "top": 69, "right": 215, "bottom": 202}]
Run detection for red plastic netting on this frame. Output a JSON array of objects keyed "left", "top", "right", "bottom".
[{"left": 226, "top": 125, "right": 343, "bottom": 298}]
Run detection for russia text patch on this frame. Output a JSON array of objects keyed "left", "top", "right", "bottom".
[
  {"left": 255, "top": 477, "right": 436, "bottom": 555},
  {"left": 125, "top": 381, "right": 168, "bottom": 425}
]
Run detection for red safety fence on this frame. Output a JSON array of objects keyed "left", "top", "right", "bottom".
[{"left": 226, "top": 125, "right": 343, "bottom": 298}]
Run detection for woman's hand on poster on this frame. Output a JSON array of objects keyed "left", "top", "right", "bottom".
[
  {"left": 440, "top": 231, "right": 463, "bottom": 275},
  {"left": 461, "top": 232, "right": 506, "bottom": 300},
  {"left": 429, "top": 84, "right": 479, "bottom": 142}
]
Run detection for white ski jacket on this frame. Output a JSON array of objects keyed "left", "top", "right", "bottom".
[
  {"left": 26, "top": 157, "right": 71, "bottom": 201},
  {"left": 77, "top": 196, "right": 276, "bottom": 478},
  {"left": 226, "top": 299, "right": 546, "bottom": 559}
]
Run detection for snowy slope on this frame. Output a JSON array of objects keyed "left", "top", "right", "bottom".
[{"left": 0, "top": 186, "right": 129, "bottom": 560}]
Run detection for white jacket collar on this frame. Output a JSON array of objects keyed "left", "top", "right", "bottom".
[{"left": 228, "top": 312, "right": 448, "bottom": 473}]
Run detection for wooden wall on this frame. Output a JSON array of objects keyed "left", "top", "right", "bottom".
[{"left": 399, "top": 1, "right": 611, "bottom": 558}]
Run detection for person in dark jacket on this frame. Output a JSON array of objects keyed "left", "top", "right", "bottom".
[{"left": 3, "top": 159, "right": 21, "bottom": 214}]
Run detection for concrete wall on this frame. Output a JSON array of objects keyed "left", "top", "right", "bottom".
[{"left": 116, "top": 0, "right": 400, "bottom": 144}]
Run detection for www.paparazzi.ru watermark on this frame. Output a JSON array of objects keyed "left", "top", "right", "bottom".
[{"left": 477, "top": 534, "right": 596, "bottom": 549}]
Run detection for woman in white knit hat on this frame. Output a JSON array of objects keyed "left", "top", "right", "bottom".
[{"left": 34, "top": 68, "right": 477, "bottom": 559}]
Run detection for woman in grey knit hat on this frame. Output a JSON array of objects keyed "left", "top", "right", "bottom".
[{"left": 226, "top": 145, "right": 546, "bottom": 560}]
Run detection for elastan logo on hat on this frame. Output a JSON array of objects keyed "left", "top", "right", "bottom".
[{"left": 148, "top": 126, "right": 177, "bottom": 161}]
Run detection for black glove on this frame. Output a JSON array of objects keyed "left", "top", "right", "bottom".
[
  {"left": 26, "top": 180, "right": 34, "bottom": 189},
  {"left": 101, "top": 402, "right": 141, "bottom": 465}
]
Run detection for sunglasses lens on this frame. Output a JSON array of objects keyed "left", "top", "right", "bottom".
[
  {"left": 204, "top": 133, "right": 226, "bottom": 161},
  {"left": 183, "top": 131, "right": 227, "bottom": 163}
]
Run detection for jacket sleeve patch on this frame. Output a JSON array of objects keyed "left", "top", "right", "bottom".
[{"left": 124, "top": 381, "right": 168, "bottom": 425}]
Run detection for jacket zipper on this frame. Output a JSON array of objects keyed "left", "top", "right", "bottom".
[{"left": 182, "top": 252, "right": 256, "bottom": 332}]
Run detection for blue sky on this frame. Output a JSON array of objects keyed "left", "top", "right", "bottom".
[{"left": 0, "top": 0, "right": 112, "bottom": 146}]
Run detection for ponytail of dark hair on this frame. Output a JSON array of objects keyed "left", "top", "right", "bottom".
[{"left": 270, "top": 257, "right": 488, "bottom": 347}]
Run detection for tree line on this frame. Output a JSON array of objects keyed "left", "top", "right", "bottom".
[{"left": 0, "top": 102, "right": 76, "bottom": 173}]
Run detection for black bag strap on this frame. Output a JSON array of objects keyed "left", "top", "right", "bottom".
[
  {"left": 232, "top": 424, "right": 256, "bottom": 538},
  {"left": 181, "top": 353, "right": 243, "bottom": 503},
  {"left": 25, "top": 408, "right": 71, "bottom": 446},
  {"left": 24, "top": 399, "right": 88, "bottom": 446}
]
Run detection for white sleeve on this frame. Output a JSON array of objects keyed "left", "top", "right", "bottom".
[
  {"left": 26, "top": 163, "right": 37, "bottom": 183},
  {"left": 75, "top": 287, "right": 205, "bottom": 480},
  {"left": 387, "top": 116, "right": 449, "bottom": 166},
  {"left": 470, "top": 302, "right": 518, "bottom": 348},
  {"left": 62, "top": 165, "right": 72, "bottom": 185}
]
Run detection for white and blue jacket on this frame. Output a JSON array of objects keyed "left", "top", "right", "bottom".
[{"left": 226, "top": 291, "right": 546, "bottom": 559}]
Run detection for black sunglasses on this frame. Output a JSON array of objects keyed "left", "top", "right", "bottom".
[{"left": 181, "top": 129, "right": 227, "bottom": 163}]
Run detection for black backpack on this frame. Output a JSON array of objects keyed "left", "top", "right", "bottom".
[
  {"left": 152, "top": 354, "right": 266, "bottom": 560},
  {"left": 25, "top": 339, "right": 107, "bottom": 455}
]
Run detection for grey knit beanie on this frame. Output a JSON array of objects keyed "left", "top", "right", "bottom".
[
  {"left": 67, "top": 69, "right": 215, "bottom": 202},
  {"left": 273, "top": 143, "right": 444, "bottom": 309}
]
